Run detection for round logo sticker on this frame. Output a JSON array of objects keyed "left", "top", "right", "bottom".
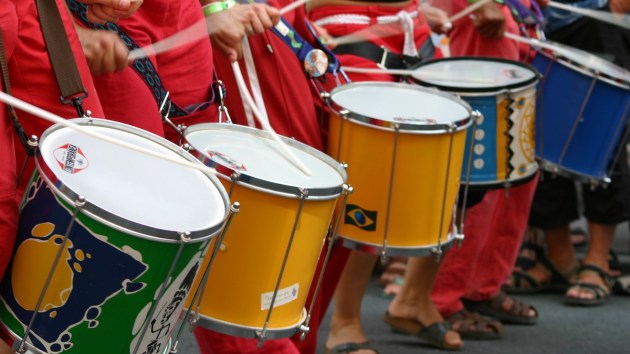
[
  {"left": 54, "top": 144, "right": 89, "bottom": 174},
  {"left": 304, "top": 49, "right": 328, "bottom": 78},
  {"left": 208, "top": 151, "right": 247, "bottom": 172}
]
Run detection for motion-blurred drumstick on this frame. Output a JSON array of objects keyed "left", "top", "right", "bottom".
[
  {"left": 129, "top": 0, "right": 313, "bottom": 61},
  {"left": 279, "top": 0, "right": 311, "bottom": 15},
  {"left": 330, "top": 0, "right": 491, "bottom": 46},
  {"left": 503, "top": 32, "right": 577, "bottom": 57},
  {"left": 443, "top": 0, "right": 493, "bottom": 29},
  {"left": 341, "top": 66, "right": 496, "bottom": 84},
  {"left": 230, "top": 62, "right": 313, "bottom": 176},
  {"left": 0, "top": 91, "right": 218, "bottom": 176},
  {"left": 548, "top": 1, "right": 630, "bottom": 31}
]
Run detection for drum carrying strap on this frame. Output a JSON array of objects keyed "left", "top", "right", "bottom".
[
  {"left": 0, "top": 29, "right": 32, "bottom": 156},
  {"left": 36, "top": 0, "right": 88, "bottom": 117},
  {"left": 66, "top": 0, "right": 216, "bottom": 119}
]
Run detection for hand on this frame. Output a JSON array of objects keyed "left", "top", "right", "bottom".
[
  {"left": 609, "top": 0, "right": 630, "bottom": 14},
  {"left": 310, "top": 22, "right": 336, "bottom": 49},
  {"left": 207, "top": 3, "right": 280, "bottom": 62},
  {"left": 471, "top": 1, "right": 506, "bottom": 39},
  {"left": 76, "top": 0, "right": 143, "bottom": 24},
  {"left": 534, "top": 0, "right": 550, "bottom": 7},
  {"left": 420, "top": 2, "right": 450, "bottom": 34},
  {"left": 75, "top": 25, "right": 130, "bottom": 75}
]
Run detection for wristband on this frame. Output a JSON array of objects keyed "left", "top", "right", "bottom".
[{"left": 203, "top": 0, "right": 236, "bottom": 17}]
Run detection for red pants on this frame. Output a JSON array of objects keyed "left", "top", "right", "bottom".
[{"left": 431, "top": 177, "right": 538, "bottom": 316}]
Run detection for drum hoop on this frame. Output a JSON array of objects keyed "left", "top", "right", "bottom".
[
  {"left": 337, "top": 234, "right": 456, "bottom": 257},
  {"left": 191, "top": 308, "right": 307, "bottom": 339},
  {"left": 536, "top": 49, "right": 630, "bottom": 90},
  {"left": 328, "top": 82, "right": 473, "bottom": 134},
  {"left": 409, "top": 56, "right": 541, "bottom": 94},
  {"left": 184, "top": 123, "right": 348, "bottom": 200},
  {"left": 36, "top": 118, "right": 230, "bottom": 242}
]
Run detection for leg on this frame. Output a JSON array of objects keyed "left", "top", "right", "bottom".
[
  {"left": 387, "top": 256, "right": 463, "bottom": 350},
  {"left": 325, "top": 250, "right": 378, "bottom": 354}
]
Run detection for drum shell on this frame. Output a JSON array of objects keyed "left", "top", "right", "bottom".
[
  {"left": 532, "top": 52, "right": 630, "bottom": 181},
  {"left": 328, "top": 112, "right": 467, "bottom": 254},
  {"left": 0, "top": 173, "right": 209, "bottom": 354},
  {"left": 190, "top": 182, "right": 337, "bottom": 332}
]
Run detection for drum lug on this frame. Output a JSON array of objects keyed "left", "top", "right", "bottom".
[
  {"left": 454, "top": 232, "right": 465, "bottom": 247},
  {"left": 431, "top": 246, "right": 443, "bottom": 262},
  {"left": 320, "top": 91, "right": 330, "bottom": 100},
  {"left": 298, "top": 323, "right": 311, "bottom": 340}
]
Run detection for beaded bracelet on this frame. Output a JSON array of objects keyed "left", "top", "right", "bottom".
[{"left": 203, "top": 0, "right": 237, "bottom": 17}]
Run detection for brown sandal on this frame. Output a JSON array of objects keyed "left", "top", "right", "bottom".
[
  {"left": 462, "top": 291, "right": 538, "bottom": 325},
  {"left": 383, "top": 311, "right": 463, "bottom": 351},
  {"left": 445, "top": 309, "right": 503, "bottom": 340}
]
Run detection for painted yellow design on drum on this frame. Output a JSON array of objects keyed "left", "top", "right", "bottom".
[
  {"left": 50, "top": 310, "right": 57, "bottom": 318},
  {"left": 11, "top": 231, "right": 74, "bottom": 312},
  {"left": 187, "top": 182, "right": 337, "bottom": 329},
  {"left": 519, "top": 95, "right": 536, "bottom": 164},
  {"left": 496, "top": 97, "right": 509, "bottom": 181},
  {"left": 75, "top": 249, "right": 85, "bottom": 261},
  {"left": 327, "top": 113, "right": 466, "bottom": 249},
  {"left": 32, "top": 223, "right": 55, "bottom": 238}
]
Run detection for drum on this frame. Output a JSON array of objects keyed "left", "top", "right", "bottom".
[
  {"left": 531, "top": 41, "right": 630, "bottom": 185},
  {"left": 0, "top": 119, "right": 229, "bottom": 354},
  {"left": 183, "top": 123, "right": 347, "bottom": 340},
  {"left": 326, "top": 81, "right": 472, "bottom": 256},
  {"left": 410, "top": 57, "right": 540, "bottom": 189}
]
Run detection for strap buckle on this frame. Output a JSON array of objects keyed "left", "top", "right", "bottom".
[{"left": 376, "top": 46, "right": 390, "bottom": 69}]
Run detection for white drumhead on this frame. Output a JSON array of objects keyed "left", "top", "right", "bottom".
[
  {"left": 39, "top": 124, "right": 227, "bottom": 233},
  {"left": 185, "top": 127, "right": 345, "bottom": 189},
  {"left": 542, "top": 40, "right": 630, "bottom": 83},
  {"left": 330, "top": 82, "right": 470, "bottom": 126},
  {"left": 413, "top": 58, "right": 538, "bottom": 90}
]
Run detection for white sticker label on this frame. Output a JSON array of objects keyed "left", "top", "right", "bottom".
[
  {"left": 261, "top": 283, "right": 299, "bottom": 310},
  {"left": 275, "top": 21, "right": 290, "bottom": 37}
]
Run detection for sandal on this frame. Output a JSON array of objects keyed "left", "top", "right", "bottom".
[
  {"left": 445, "top": 309, "right": 503, "bottom": 340},
  {"left": 462, "top": 291, "right": 538, "bottom": 325},
  {"left": 613, "top": 275, "right": 630, "bottom": 296},
  {"left": 608, "top": 250, "right": 623, "bottom": 278},
  {"left": 325, "top": 342, "right": 379, "bottom": 354},
  {"left": 503, "top": 256, "right": 578, "bottom": 294},
  {"left": 383, "top": 311, "right": 463, "bottom": 351},
  {"left": 565, "top": 264, "right": 614, "bottom": 306}
]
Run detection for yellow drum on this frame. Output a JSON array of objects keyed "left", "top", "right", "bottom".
[
  {"left": 183, "top": 123, "right": 347, "bottom": 340},
  {"left": 326, "top": 82, "right": 472, "bottom": 256}
]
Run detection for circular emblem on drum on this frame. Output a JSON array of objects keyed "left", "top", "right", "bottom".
[
  {"left": 304, "top": 49, "right": 328, "bottom": 78},
  {"left": 208, "top": 150, "right": 247, "bottom": 171},
  {"left": 53, "top": 143, "right": 89, "bottom": 174}
]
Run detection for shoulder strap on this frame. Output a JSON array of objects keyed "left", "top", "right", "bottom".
[
  {"left": 0, "top": 28, "right": 34, "bottom": 156},
  {"left": 36, "top": 0, "right": 87, "bottom": 117}
]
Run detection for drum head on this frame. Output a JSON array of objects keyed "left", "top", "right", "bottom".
[
  {"left": 411, "top": 57, "right": 539, "bottom": 93},
  {"left": 185, "top": 124, "right": 346, "bottom": 198},
  {"left": 538, "top": 40, "right": 630, "bottom": 84},
  {"left": 329, "top": 82, "right": 471, "bottom": 133},
  {"left": 38, "top": 119, "right": 227, "bottom": 236}
]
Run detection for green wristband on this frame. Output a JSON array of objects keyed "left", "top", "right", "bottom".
[{"left": 202, "top": 0, "right": 236, "bottom": 17}]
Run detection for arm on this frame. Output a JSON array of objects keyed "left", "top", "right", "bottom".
[{"left": 75, "top": 0, "right": 143, "bottom": 24}]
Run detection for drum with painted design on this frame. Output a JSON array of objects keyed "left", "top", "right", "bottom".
[
  {"left": 531, "top": 41, "right": 630, "bottom": 185},
  {"left": 183, "top": 123, "right": 347, "bottom": 340},
  {"left": 0, "top": 119, "right": 229, "bottom": 354},
  {"left": 410, "top": 57, "right": 540, "bottom": 189},
  {"left": 326, "top": 82, "right": 472, "bottom": 256}
]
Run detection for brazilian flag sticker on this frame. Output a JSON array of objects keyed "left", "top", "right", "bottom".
[{"left": 345, "top": 204, "right": 377, "bottom": 231}]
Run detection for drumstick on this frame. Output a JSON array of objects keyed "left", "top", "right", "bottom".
[
  {"left": 548, "top": 1, "right": 630, "bottom": 31},
  {"left": 230, "top": 62, "right": 313, "bottom": 176},
  {"left": 128, "top": 0, "right": 313, "bottom": 61},
  {"left": 341, "top": 66, "right": 496, "bottom": 84},
  {"left": 443, "top": 0, "right": 493, "bottom": 29},
  {"left": 503, "top": 32, "right": 578, "bottom": 58},
  {"left": 0, "top": 92, "right": 218, "bottom": 177}
]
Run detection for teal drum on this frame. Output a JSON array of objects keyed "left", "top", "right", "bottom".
[{"left": 0, "top": 119, "right": 229, "bottom": 354}]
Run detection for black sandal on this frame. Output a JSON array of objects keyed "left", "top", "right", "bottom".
[
  {"left": 504, "top": 256, "right": 578, "bottom": 294},
  {"left": 565, "top": 264, "right": 614, "bottom": 307}
]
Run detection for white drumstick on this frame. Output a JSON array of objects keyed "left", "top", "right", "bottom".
[
  {"left": 230, "top": 62, "right": 312, "bottom": 176},
  {"left": 341, "top": 66, "right": 496, "bottom": 84},
  {"left": 503, "top": 32, "right": 577, "bottom": 58},
  {"left": 444, "top": 0, "right": 493, "bottom": 29},
  {"left": 0, "top": 92, "right": 218, "bottom": 177},
  {"left": 279, "top": 0, "right": 311, "bottom": 15},
  {"left": 548, "top": 1, "right": 630, "bottom": 31},
  {"left": 129, "top": 0, "right": 313, "bottom": 61}
]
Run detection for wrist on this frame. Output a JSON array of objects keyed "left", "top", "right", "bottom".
[{"left": 202, "top": 0, "right": 236, "bottom": 17}]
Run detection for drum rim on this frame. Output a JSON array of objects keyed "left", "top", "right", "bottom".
[
  {"left": 337, "top": 234, "right": 456, "bottom": 257},
  {"left": 35, "top": 118, "right": 231, "bottom": 243},
  {"left": 409, "top": 56, "right": 541, "bottom": 94},
  {"left": 327, "top": 81, "right": 473, "bottom": 134},
  {"left": 183, "top": 123, "right": 348, "bottom": 200},
  {"left": 534, "top": 47, "right": 630, "bottom": 90},
  {"left": 191, "top": 308, "right": 307, "bottom": 339}
]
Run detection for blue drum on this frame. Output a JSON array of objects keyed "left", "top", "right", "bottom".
[
  {"left": 410, "top": 57, "right": 540, "bottom": 189},
  {"left": 532, "top": 41, "right": 630, "bottom": 185}
]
